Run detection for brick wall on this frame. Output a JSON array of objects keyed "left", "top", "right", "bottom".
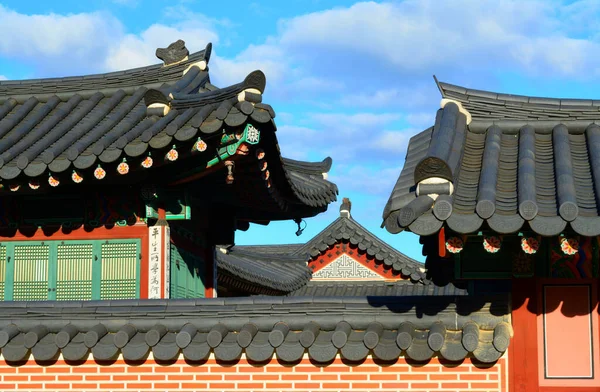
[{"left": 0, "top": 354, "right": 508, "bottom": 391}]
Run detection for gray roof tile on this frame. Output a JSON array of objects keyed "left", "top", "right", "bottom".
[
  {"left": 0, "top": 39, "right": 337, "bottom": 217},
  {"left": 383, "top": 80, "right": 600, "bottom": 237},
  {"left": 0, "top": 296, "right": 509, "bottom": 364},
  {"left": 288, "top": 280, "right": 467, "bottom": 297}
]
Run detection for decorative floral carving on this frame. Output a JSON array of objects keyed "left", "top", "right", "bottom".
[
  {"left": 560, "top": 237, "right": 579, "bottom": 255},
  {"left": 483, "top": 236, "right": 501, "bottom": 253},
  {"left": 246, "top": 124, "right": 260, "bottom": 144},
  {"left": 9, "top": 184, "right": 19, "bottom": 192},
  {"left": 194, "top": 138, "right": 207, "bottom": 152},
  {"left": 521, "top": 237, "right": 539, "bottom": 254},
  {"left": 166, "top": 146, "right": 178, "bottom": 161},
  {"left": 94, "top": 166, "right": 106, "bottom": 180},
  {"left": 72, "top": 171, "right": 83, "bottom": 183},
  {"left": 117, "top": 161, "right": 129, "bottom": 175},
  {"left": 255, "top": 149, "right": 265, "bottom": 160},
  {"left": 28, "top": 181, "right": 39, "bottom": 190},
  {"left": 445, "top": 236, "right": 464, "bottom": 254},
  {"left": 48, "top": 175, "right": 60, "bottom": 187},
  {"left": 142, "top": 156, "right": 153, "bottom": 168}
]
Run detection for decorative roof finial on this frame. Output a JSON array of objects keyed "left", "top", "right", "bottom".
[
  {"left": 340, "top": 197, "right": 351, "bottom": 218},
  {"left": 156, "top": 39, "right": 189, "bottom": 66}
]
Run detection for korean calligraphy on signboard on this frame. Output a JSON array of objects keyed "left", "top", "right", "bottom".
[{"left": 148, "top": 226, "right": 163, "bottom": 299}]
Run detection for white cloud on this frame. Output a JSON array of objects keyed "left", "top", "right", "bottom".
[
  {"left": 0, "top": 5, "right": 123, "bottom": 75},
  {"left": 339, "top": 89, "right": 403, "bottom": 108},
  {"left": 310, "top": 112, "right": 401, "bottom": 131},
  {"left": 275, "top": 125, "right": 321, "bottom": 160},
  {"left": 405, "top": 112, "right": 435, "bottom": 127},
  {"left": 104, "top": 24, "right": 217, "bottom": 71},
  {"left": 0, "top": 4, "right": 225, "bottom": 78},
  {"left": 330, "top": 165, "right": 403, "bottom": 196},
  {"left": 371, "top": 130, "right": 415, "bottom": 154},
  {"left": 273, "top": 112, "right": 408, "bottom": 164},
  {"left": 288, "top": 76, "right": 344, "bottom": 92},
  {"left": 270, "top": 0, "right": 600, "bottom": 78},
  {"left": 0, "top": 75, "right": 6, "bottom": 81},
  {"left": 210, "top": 46, "right": 287, "bottom": 88}
]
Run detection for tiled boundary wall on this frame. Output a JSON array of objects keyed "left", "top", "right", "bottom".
[{"left": 0, "top": 354, "right": 508, "bottom": 392}]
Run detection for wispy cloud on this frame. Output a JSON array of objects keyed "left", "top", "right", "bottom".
[
  {"left": 310, "top": 112, "right": 402, "bottom": 130},
  {"left": 329, "top": 165, "right": 404, "bottom": 196},
  {"left": 406, "top": 112, "right": 435, "bottom": 127},
  {"left": 371, "top": 130, "right": 415, "bottom": 154},
  {"left": 273, "top": 0, "right": 600, "bottom": 78},
  {"left": 0, "top": 5, "right": 123, "bottom": 76},
  {"left": 104, "top": 24, "right": 217, "bottom": 71}
]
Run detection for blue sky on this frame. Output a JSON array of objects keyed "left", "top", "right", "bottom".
[{"left": 1, "top": 0, "right": 600, "bottom": 261}]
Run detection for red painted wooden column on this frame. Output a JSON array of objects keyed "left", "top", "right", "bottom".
[
  {"left": 510, "top": 278, "right": 539, "bottom": 392},
  {"left": 205, "top": 246, "right": 215, "bottom": 298}
]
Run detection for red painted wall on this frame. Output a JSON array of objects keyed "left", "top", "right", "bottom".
[{"left": 511, "top": 278, "right": 600, "bottom": 391}]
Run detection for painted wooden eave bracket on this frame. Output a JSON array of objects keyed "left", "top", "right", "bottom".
[{"left": 168, "top": 123, "right": 262, "bottom": 186}]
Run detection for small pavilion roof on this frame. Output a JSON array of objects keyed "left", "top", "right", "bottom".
[{"left": 215, "top": 245, "right": 311, "bottom": 295}]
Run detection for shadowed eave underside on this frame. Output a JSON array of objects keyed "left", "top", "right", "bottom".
[{"left": 216, "top": 245, "right": 312, "bottom": 294}]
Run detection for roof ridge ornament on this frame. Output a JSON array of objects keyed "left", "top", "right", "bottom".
[
  {"left": 156, "top": 39, "right": 190, "bottom": 66},
  {"left": 183, "top": 42, "right": 212, "bottom": 75},
  {"left": 340, "top": 197, "right": 352, "bottom": 218},
  {"left": 237, "top": 70, "right": 267, "bottom": 102}
]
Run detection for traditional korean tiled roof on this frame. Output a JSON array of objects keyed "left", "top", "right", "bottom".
[
  {"left": 0, "top": 43, "right": 215, "bottom": 181},
  {"left": 298, "top": 199, "right": 427, "bottom": 282},
  {"left": 0, "top": 40, "right": 337, "bottom": 216},
  {"left": 0, "top": 296, "right": 510, "bottom": 364},
  {"left": 225, "top": 199, "right": 427, "bottom": 292},
  {"left": 383, "top": 79, "right": 600, "bottom": 236},
  {"left": 215, "top": 245, "right": 311, "bottom": 295},
  {"left": 280, "top": 157, "right": 337, "bottom": 208},
  {"left": 288, "top": 280, "right": 468, "bottom": 297}
]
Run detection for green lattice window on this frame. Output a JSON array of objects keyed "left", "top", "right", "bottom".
[
  {"left": 13, "top": 244, "right": 49, "bottom": 301},
  {"left": 56, "top": 244, "right": 93, "bottom": 300},
  {"left": 170, "top": 244, "right": 205, "bottom": 299},
  {"left": 0, "top": 239, "right": 140, "bottom": 301},
  {"left": 100, "top": 242, "right": 138, "bottom": 300}
]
